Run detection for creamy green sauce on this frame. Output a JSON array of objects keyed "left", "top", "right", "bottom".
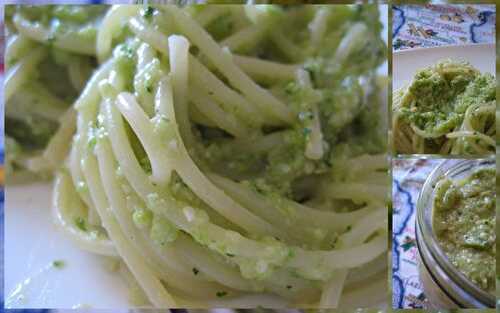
[
  {"left": 433, "top": 167, "right": 496, "bottom": 293},
  {"left": 399, "top": 60, "right": 495, "bottom": 137}
]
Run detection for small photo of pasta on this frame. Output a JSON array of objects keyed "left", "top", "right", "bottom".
[{"left": 391, "top": 4, "right": 496, "bottom": 156}]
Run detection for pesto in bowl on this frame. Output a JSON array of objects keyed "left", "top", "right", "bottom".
[{"left": 432, "top": 167, "right": 496, "bottom": 294}]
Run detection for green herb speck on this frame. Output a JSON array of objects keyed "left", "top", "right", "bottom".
[
  {"left": 216, "top": 291, "right": 227, "bottom": 297},
  {"left": 52, "top": 260, "right": 65, "bottom": 269},
  {"left": 142, "top": 6, "right": 155, "bottom": 20},
  {"left": 75, "top": 217, "right": 87, "bottom": 232}
]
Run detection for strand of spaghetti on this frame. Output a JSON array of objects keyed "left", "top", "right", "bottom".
[
  {"left": 12, "top": 14, "right": 49, "bottom": 43},
  {"left": 175, "top": 235, "right": 256, "bottom": 291},
  {"left": 288, "top": 235, "right": 386, "bottom": 279},
  {"left": 5, "top": 34, "right": 35, "bottom": 67},
  {"left": 308, "top": 6, "right": 331, "bottom": 49},
  {"left": 75, "top": 59, "right": 115, "bottom": 110},
  {"left": 207, "top": 175, "right": 318, "bottom": 244},
  {"left": 4, "top": 46, "right": 47, "bottom": 102},
  {"left": 104, "top": 96, "right": 158, "bottom": 198},
  {"left": 69, "top": 60, "right": 115, "bottom": 224},
  {"left": 137, "top": 43, "right": 156, "bottom": 71},
  {"left": 319, "top": 271, "right": 348, "bottom": 308},
  {"left": 456, "top": 129, "right": 484, "bottom": 154},
  {"left": 345, "top": 254, "right": 387, "bottom": 286},
  {"left": 81, "top": 149, "right": 176, "bottom": 307},
  {"left": 190, "top": 104, "right": 217, "bottom": 127},
  {"left": 208, "top": 173, "right": 378, "bottom": 232},
  {"left": 446, "top": 130, "right": 495, "bottom": 146},
  {"left": 193, "top": 5, "right": 232, "bottom": 27},
  {"left": 13, "top": 13, "right": 95, "bottom": 55},
  {"left": 219, "top": 25, "right": 265, "bottom": 53},
  {"left": 116, "top": 93, "right": 172, "bottom": 185},
  {"left": 69, "top": 143, "right": 96, "bottom": 224},
  {"left": 338, "top": 208, "right": 387, "bottom": 246},
  {"left": 189, "top": 57, "right": 265, "bottom": 127},
  {"left": 68, "top": 57, "right": 94, "bottom": 91},
  {"left": 128, "top": 17, "right": 170, "bottom": 52},
  {"left": 188, "top": 87, "right": 251, "bottom": 137},
  {"left": 270, "top": 31, "right": 304, "bottom": 62},
  {"left": 97, "top": 5, "right": 141, "bottom": 62},
  {"left": 164, "top": 5, "right": 294, "bottom": 124},
  {"left": 311, "top": 207, "right": 387, "bottom": 306},
  {"left": 233, "top": 55, "right": 299, "bottom": 82},
  {"left": 335, "top": 22, "right": 367, "bottom": 64},
  {"left": 222, "top": 131, "right": 287, "bottom": 154},
  {"left": 439, "top": 139, "right": 453, "bottom": 155},
  {"left": 168, "top": 35, "right": 196, "bottom": 149},
  {"left": 298, "top": 69, "right": 323, "bottom": 160},
  {"left": 156, "top": 77, "right": 286, "bottom": 239},
  {"left": 464, "top": 102, "right": 495, "bottom": 130},
  {"left": 53, "top": 170, "right": 117, "bottom": 256},
  {"left": 134, "top": 58, "right": 162, "bottom": 117},
  {"left": 346, "top": 154, "right": 388, "bottom": 174},
  {"left": 42, "top": 108, "right": 77, "bottom": 169}
]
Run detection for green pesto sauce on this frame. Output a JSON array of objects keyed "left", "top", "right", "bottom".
[
  {"left": 433, "top": 167, "right": 496, "bottom": 293},
  {"left": 399, "top": 60, "right": 495, "bottom": 135}
]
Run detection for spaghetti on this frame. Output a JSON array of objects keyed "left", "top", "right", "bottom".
[
  {"left": 392, "top": 59, "right": 495, "bottom": 155},
  {"left": 6, "top": 4, "right": 387, "bottom": 308}
]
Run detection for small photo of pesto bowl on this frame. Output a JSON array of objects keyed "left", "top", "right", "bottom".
[{"left": 415, "top": 159, "right": 496, "bottom": 308}]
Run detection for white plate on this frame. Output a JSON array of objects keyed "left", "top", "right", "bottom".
[
  {"left": 393, "top": 43, "right": 496, "bottom": 91},
  {"left": 4, "top": 182, "right": 130, "bottom": 309}
]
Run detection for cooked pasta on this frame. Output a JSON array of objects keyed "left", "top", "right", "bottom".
[
  {"left": 5, "top": 4, "right": 387, "bottom": 308},
  {"left": 392, "top": 59, "right": 495, "bottom": 155}
]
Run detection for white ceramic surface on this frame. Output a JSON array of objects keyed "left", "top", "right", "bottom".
[
  {"left": 393, "top": 43, "right": 496, "bottom": 91},
  {"left": 4, "top": 182, "right": 130, "bottom": 309}
]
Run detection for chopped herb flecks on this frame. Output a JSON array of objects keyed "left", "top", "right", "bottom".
[
  {"left": 216, "top": 291, "right": 227, "bottom": 297},
  {"left": 142, "top": 6, "right": 155, "bottom": 20},
  {"left": 52, "top": 260, "right": 65, "bottom": 269},
  {"left": 75, "top": 217, "right": 87, "bottom": 232}
]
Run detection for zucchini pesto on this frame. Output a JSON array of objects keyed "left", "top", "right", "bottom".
[
  {"left": 5, "top": 4, "right": 388, "bottom": 308},
  {"left": 432, "top": 168, "right": 496, "bottom": 294},
  {"left": 392, "top": 60, "right": 495, "bottom": 155}
]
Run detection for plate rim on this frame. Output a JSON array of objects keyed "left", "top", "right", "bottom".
[{"left": 393, "top": 42, "right": 495, "bottom": 56}]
